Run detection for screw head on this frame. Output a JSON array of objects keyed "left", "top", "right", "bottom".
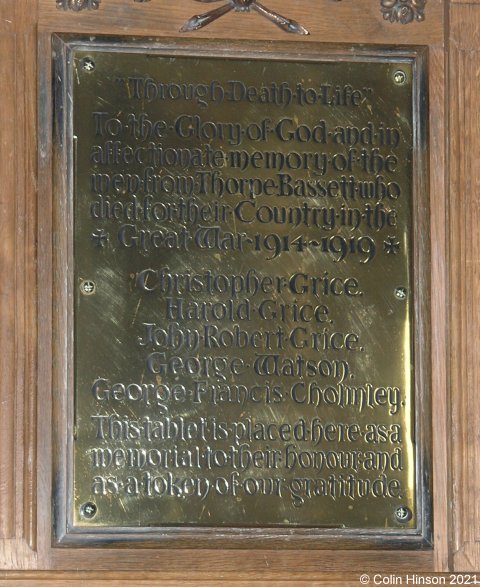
[
  {"left": 394, "top": 286, "right": 407, "bottom": 300},
  {"left": 80, "top": 280, "right": 96, "bottom": 295},
  {"left": 393, "top": 70, "right": 407, "bottom": 85},
  {"left": 80, "top": 502, "right": 97, "bottom": 519},
  {"left": 394, "top": 505, "right": 412, "bottom": 523},
  {"left": 81, "top": 57, "right": 95, "bottom": 72}
]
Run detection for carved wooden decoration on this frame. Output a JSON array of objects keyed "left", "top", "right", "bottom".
[
  {"left": 180, "top": 0, "right": 309, "bottom": 34},
  {"left": 380, "top": 0, "right": 426, "bottom": 23},
  {"left": 55, "top": 0, "right": 311, "bottom": 33},
  {"left": 56, "top": 0, "right": 100, "bottom": 9},
  {"left": 56, "top": 0, "right": 427, "bottom": 24}
]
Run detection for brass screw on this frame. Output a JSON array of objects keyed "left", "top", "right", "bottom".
[
  {"left": 81, "top": 57, "right": 95, "bottom": 72},
  {"left": 80, "top": 502, "right": 97, "bottom": 519},
  {"left": 80, "top": 280, "right": 96, "bottom": 295},
  {"left": 395, "top": 505, "right": 412, "bottom": 523},
  {"left": 393, "top": 70, "right": 407, "bottom": 85}
]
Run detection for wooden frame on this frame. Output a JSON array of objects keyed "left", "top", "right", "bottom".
[
  {"left": 51, "top": 35, "right": 432, "bottom": 551},
  {"left": 5, "top": 0, "right": 480, "bottom": 581}
]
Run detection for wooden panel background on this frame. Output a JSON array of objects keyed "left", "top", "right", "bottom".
[
  {"left": 449, "top": 2, "right": 480, "bottom": 573},
  {"left": 0, "top": 0, "right": 38, "bottom": 573},
  {"left": 1, "top": 0, "right": 478, "bottom": 581}
]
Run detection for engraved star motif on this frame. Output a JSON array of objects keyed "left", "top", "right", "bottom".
[
  {"left": 383, "top": 236, "right": 401, "bottom": 255},
  {"left": 92, "top": 228, "right": 109, "bottom": 248}
]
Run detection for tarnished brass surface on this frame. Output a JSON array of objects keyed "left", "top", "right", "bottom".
[{"left": 71, "top": 47, "right": 416, "bottom": 530}]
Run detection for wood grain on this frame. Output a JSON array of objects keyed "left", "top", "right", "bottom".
[
  {"left": 47, "top": 547, "right": 434, "bottom": 574},
  {"left": 0, "top": 31, "right": 17, "bottom": 542},
  {"left": 14, "top": 0, "right": 39, "bottom": 553},
  {"left": 0, "top": 573, "right": 462, "bottom": 587},
  {"left": 0, "top": 573, "right": 386, "bottom": 587},
  {"left": 38, "top": 0, "right": 443, "bottom": 45},
  {"left": 449, "top": 2, "right": 480, "bottom": 573},
  {"left": 0, "top": 0, "right": 38, "bottom": 570},
  {"left": 429, "top": 46, "right": 450, "bottom": 573}
]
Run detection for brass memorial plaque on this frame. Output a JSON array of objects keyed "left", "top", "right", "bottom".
[{"left": 65, "top": 41, "right": 425, "bottom": 534}]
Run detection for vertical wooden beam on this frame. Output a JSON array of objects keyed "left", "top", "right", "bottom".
[
  {"left": 429, "top": 45, "right": 450, "bottom": 573},
  {"left": 0, "top": 20, "right": 17, "bottom": 546},
  {"left": 449, "top": 1, "right": 480, "bottom": 573},
  {"left": 0, "top": 0, "right": 38, "bottom": 568},
  {"left": 15, "top": 0, "right": 39, "bottom": 553}
]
